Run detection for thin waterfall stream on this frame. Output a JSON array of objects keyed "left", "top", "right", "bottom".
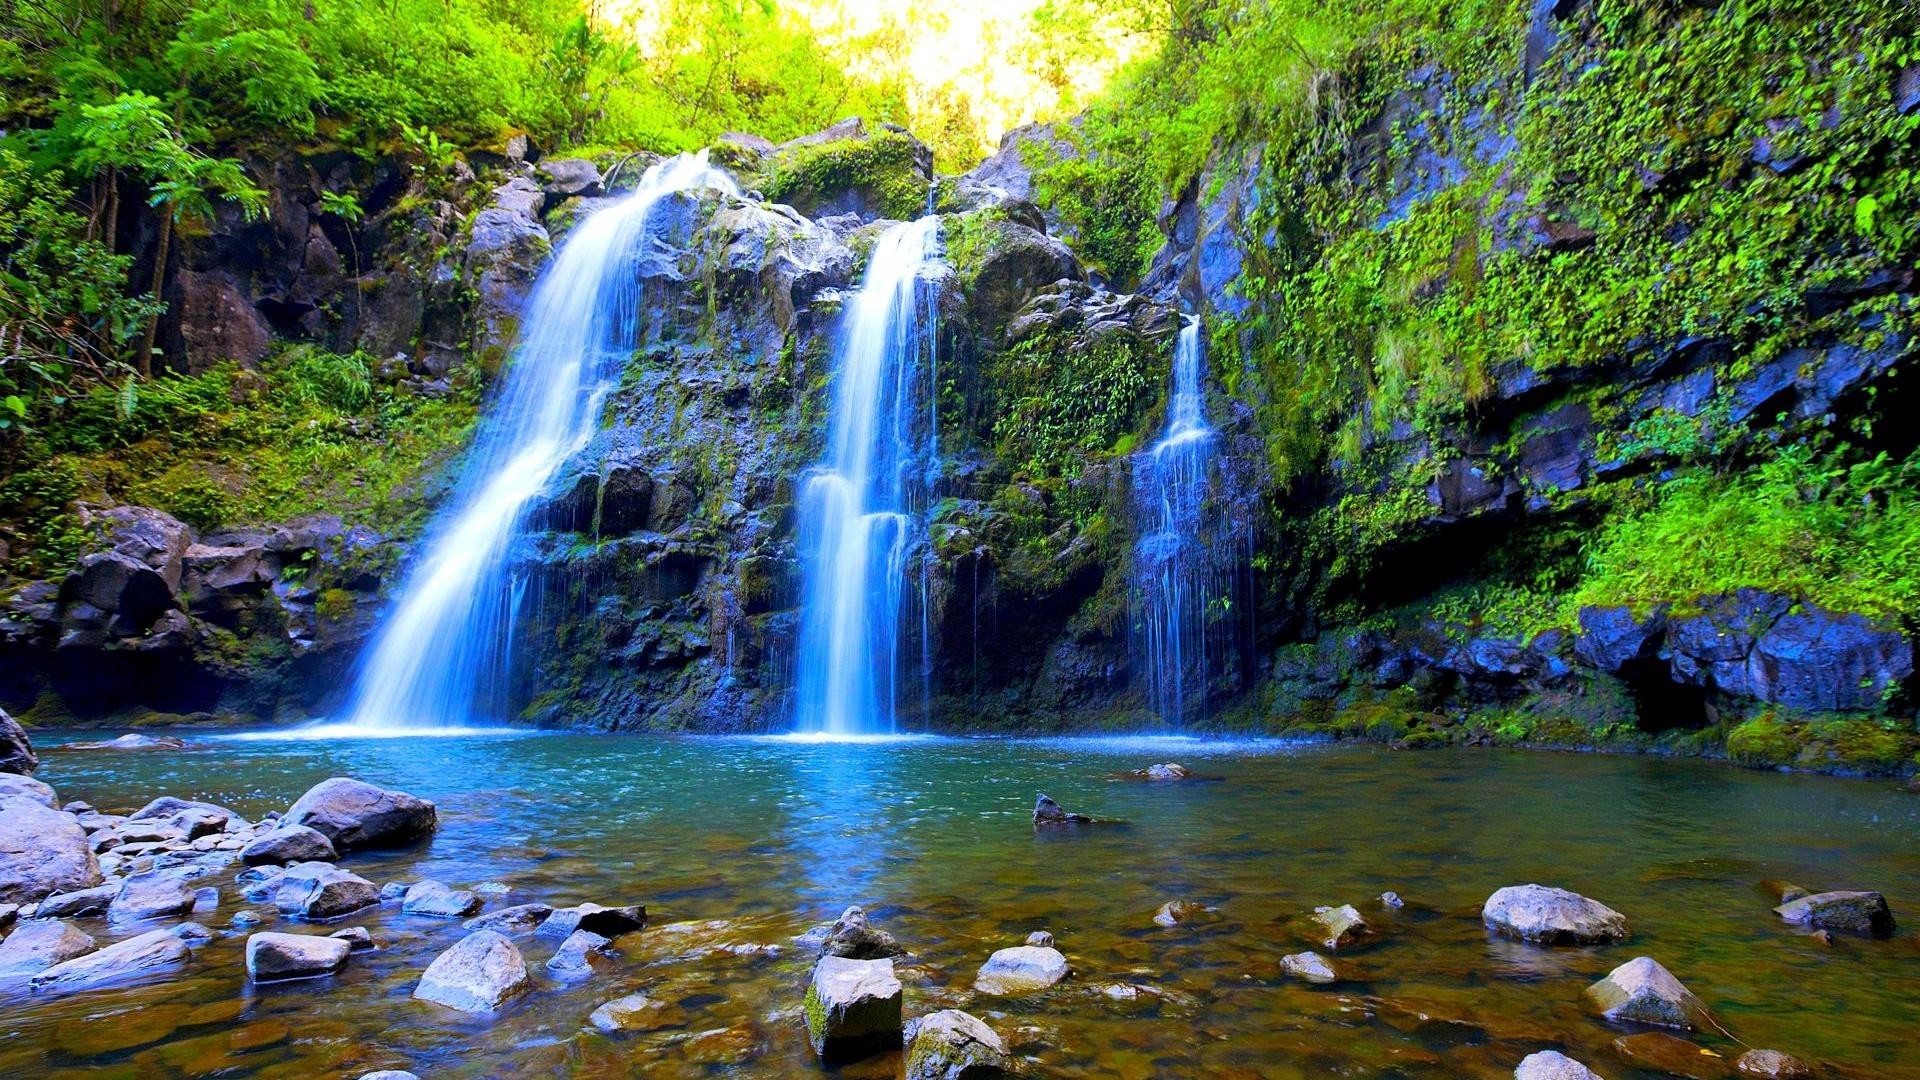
[
  {"left": 791, "top": 216, "right": 944, "bottom": 736},
  {"left": 343, "top": 152, "right": 738, "bottom": 730}
]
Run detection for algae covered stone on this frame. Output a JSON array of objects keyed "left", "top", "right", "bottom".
[
  {"left": 1584, "top": 956, "right": 1710, "bottom": 1030},
  {"left": 804, "top": 954, "right": 903, "bottom": 1057},
  {"left": 905, "top": 1008, "right": 1011, "bottom": 1079}
]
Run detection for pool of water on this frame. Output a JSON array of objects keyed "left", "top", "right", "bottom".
[{"left": 3, "top": 732, "right": 1917, "bottom": 1078}]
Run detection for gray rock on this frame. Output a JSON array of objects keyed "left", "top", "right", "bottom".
[
  {"left": 1024, "top": 931, "right": 1054, "bottom": 948},
  {"left": 535, "top": 902, "right": 645, "bottom": 939},
  {"left": 974, "top": 944, "right": 1070, "bottom": 995},
  {"left": 463, "top": 902, "right": 554, "bottom": 935},
  {"left": 109, "top": 873, "right": 197, "bottom": 924},
  {"left": 1032, "top": 793, "right": 1092, "bottom": 825},
  {"left": 0, "top": 918, "right": 96, "bottom": 977},
  {"left": 330, "top": 925, "right": 374, "bottom": 950},
  {"left": 1304, "top": 904, "right": 1370, "bottom": 951},
  {"left": 402, "top": 879, "right": 481, "bottom": 918},
  {"left": 30, "top": 927, "right": 189, "bottom": 991},
  {"left": 0, "top": 708, "right": 36, "bottom": 775},
  {"left": 284, "top": 777, "right": 436, "bottom": 851},
  {"left": 1734, "top": 1049, "right": 1811, "bottom": 1078},
  {"left": 819, "top": 904, "right": 904, "bottom": 958},
  {"left": 246, "top": 931, "right": 351, "bottom": 981},
  {"left": 1585, "top": 956, "right": 1710, "bottom": 1030},
  {"left": 241, "top": 824, "right": 337, "bottom": 866},
  {"left": 1574, "top": 605, "right": 1668, "bottom": 672},
  {"left": 0, "top": 794, "right": 102, "bottom": 904},
  {"left": 66, "top": 733, "right": 185, "bottom": 752},
  {"left": 132, "top": 796, "right": 236, "bottom": 830},
  {"left": 412, "top": 929, "right": 533, "bottom": 1013},
  {"left": 170, "top": 922, "right": 213, "bottom": 946},
  {"left": 358, "top": 1072, "right": 420, "bottom": 1080},
  {"left": 272, "top": 862, "right": 380, "bottom": 920},
  {"left": 1773, "top": 890, "right": 1894, "bottom": 937},
  {"left": 1515, "top": 1050, "right": 1605, "bottom": 1080},
  {"left": 1484, "top": 884, "right": 1630, "bottom": 944},
  {"left": 588, "top": 991, "right": 685, "bottom": 1033},
  {"left": 905, "top": 1008, "right": 1011, "bottom": 1080},
  {"left": 545, "top": 928, "right": 612, "bottom": 978},
  {"left": 1279, "top": 951, "right": 1338, "bottom": 985},
  {"left": 33, "top": 883, "right": 117, "bottom": 918},
  {"left": 537, "top": 157, "right": 603, "bottom": 198},
  {"left": 1153, "top": 899, "right": 1206, "bottom": 927},
  {"left": 0, "top": 774, "right": 56, "bottom": 808},
  {"left": 804, "top": 954, "right": 903, "bottom": 1057}
]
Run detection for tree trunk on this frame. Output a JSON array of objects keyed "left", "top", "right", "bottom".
[{"left": 136, "top": 208, "right": 173, "bottom": 379}]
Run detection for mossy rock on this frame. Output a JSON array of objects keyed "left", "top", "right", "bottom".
[{"left": 759, "top": 126, "right": 931, "bottom": 222}]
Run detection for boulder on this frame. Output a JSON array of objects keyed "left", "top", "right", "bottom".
[
  {"left": 974, "top": 944, "right": 1070, "bottom": 995},
  {"left": 241, "top": 824, "right": 338, "bottom": 866},
  {"left": 819, "top": 904, "right": 904, "bottom": 958},
  {"left": 330, "top": 926, "right": 374, "bottom": 950},
  {"left": 1773, "top": 890, "right": 1894, "bottom": 937},
  {"left": 1611, "top": 1033, "right": 1732, "bottom": 1079},
  {"left": 545, "top": 928, "right": 612, "bottom": 978},
  {"left": 1484, "top": 884, "right": 1631, "bottom": 944},
  {"left": 536, "top": 157, "right": 603, "bottom": 198},
  {"left": 464, "top": 902, "right": 555, "bottom": 935},
  {"left": 401, "top": 879, "right": 481, "bottom": 918},
  {"left": 174, "top": 268, "right": 272, "bottom": 370},
  {"left": 1280, "top": 951, "right": 1338, "bottom": 985},
  {"left": 284, "top": 777, "right": 437, "bottom": 851},
  {"left": 0, "top": 773, "right": 56, "bottom": 808},
  {"left": 0, "top": 918, "right": 96, "bottom": 977},
  {"left": 413, "top": 929, "right": 532, "bottom": 1013},
  {"left": 1024, "top": 931, "right": 1054, "bottom": 948},
  {"left": 1303, "top": 904, "right": 1371, "bottom": 951},
  {"left": 108, "top": 873, "right": 198, "bottom": 924},
  {"left": 1749, "top": 606, "right": 1912, "bottom": 711},
  {"left": 35, "top": 883, "right": 117, "bottom": 918},
  {"left": 1574, "top": 605, "right": 1668, "bottom": 672},
  {"left": 1515, "top": 1050, "right": 1605, "bottom": 1080},
  {"left": 0, "top": 709, "right": 36, "bottom": 774},
  {"left": 63, "top": 550, "right": 177, "bottom": 635},
  {"left": 129, "top": 795, "right": 237, "bottom": 824},
  {"left": 804, "top": 954, "right": 903, "bottom": 1058},
  {"left": 1734, "top": 1049, "right": 1812, "bottom": 1078},
  {"left": 272, "top": 862, "right": 381, "bottom": 920},
  {"left": 905, "top": 1009, "right": 1012, "bottom": 1080},
  {"left": 535, "top": 902, "right": 646, "bottom": 939},
  {"left": 588, "top": 991, "right": 686, "bottom": 1033},
  {"left": 30, "top": 927, "right": 190, "bottom": 992},
  {"left": 1585, "top": 956, "right": 1710, "bottom": 1030},
  {"left": 1032, "top": 793, "right": 1093, "bottom": 825},
  {"left": 245, "top": 931, "right": 352, "bottom": 982},
  {"left": 0, "top": 795, "right": 102, "bottom": 904}
]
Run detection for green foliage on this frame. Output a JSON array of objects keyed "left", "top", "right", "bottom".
[
  {"left": 990, "top": 329, "right": 1165, "bottom": 480},
  {"left": 759, "top": 132, "right": 928, "bottom": 221}
]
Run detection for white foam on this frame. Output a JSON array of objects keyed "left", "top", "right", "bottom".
[{"left": 219, "top": 722, "right": 539, "bottom": 742}]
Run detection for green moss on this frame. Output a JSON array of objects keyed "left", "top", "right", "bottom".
[
  {"left": 988, "top": 327, "right": 1167, "bottom": 482},
  {"left": 759, "top": 131, "right": 927, "bottom": 221}
]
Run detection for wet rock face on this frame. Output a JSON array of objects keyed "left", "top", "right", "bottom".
[
  {"left": 246, "top": 931, "right": 352, "bottom": 982},
  {"left": 413, "top": 929, "right": 533, "bottom": 1013},
  {"left": 0, "top": 708, "right": 34, "bottom": 775},
  {"left": 904, "top": 1009, "right": 1011, "bottom": 1080},
  {"left": 1773, "top": 890, "right": 1895, "bottom": 937},
  {"left": 0, "top": 918, "right": 97, "bottom": 977},
  {"left": 804, "top": 954, "right": 904, "bottom": 1057},
  {"left": 30, "top": 927, "right": 191, "bottom": 992},
  {"left": 285, "top": 777, "right": 436, "bottom": 851},
  {"left": 1584, "top": 956, "right": 1710, "bottom": 1030},
  {"left": 1483, "top": 884, "right": 1630, "bottom": 945},
  {"left": 0, "top": 795, "right": 102, "bottom": 905}
]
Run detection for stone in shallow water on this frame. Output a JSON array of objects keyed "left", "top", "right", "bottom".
[
  {"left": 273, "top": 862, "right": 380, "bottom": 920},
  {"left": 30, "top": 927, "right": 190, "bottom": 992},
  {"left": 1032, "top": 793, "right": 1094, "bottom": 825},
  {"left": 402, "top": 879, "right": 481, "bottom": 918},
  {"left": 1735, "top": 1048, "right": 1812, "bottom": 1078},
  {"left": 413, "top": 929, "right": 532, "bottom": 1013},
  {"left": 1585, "top": 956, "right": 1710, "bottom": 1030},
  {"left": 331, "top": 925, "right": 374, "bottom": 950},
  {"left": 1303, "top": 904, "right": 1370, "bottom": 951},
  {"left": 546, "top": 929, "right": 613, "bottom": 978},
  {"left": 241, "top": 824, "right": 337, "bottom": 866},
  {"left": 0, "top": 795, "right": 101, "bottom": 905},
  {"left": 1279, "top": 951, "right": 1338, "bottom": 985},
  {"left": 246, "top": 931, "right": 352, "bottom": 982},
  {"left": 804, "top": 954, "right": 903, "bottom": 1058},
  {"left": 536, "top": 902, "right": 645, "bottom": 939},
  {"left": 905, "top": 1008, "right": 1011, "bottom": 1080},
  {"left": 1514, "top": 1049, "right": 1604, "bottom": 1080},
  {"left": 357, "top": 1072, "right": 421, "bottom": 1080},
  {"left": 0, "top": 918, "right": 96, "bottom": 977},
  {"left": 588, "top": 991, "right": 687, "bottom": 1033},
  {"left": 284, "top": 777, "right": 437, "bottom": 851},
  {"left": 1612, "top": 1032, "right": 1732, "bottom": 1079},
  {"left": 464, "top": 902, "right": 554, "bottom": 934},
  {"left": 1153, "top": 899, "right": 1207, "bottom": 927},
  {"left": 1024, "top": 931, "right": 1053, "bottom": 948},
  {"left": 974, "top": 944, "right": 1070, "bottom": 995},
  {"left": 1483, "top": 884, "right": 1630, "bottom": 945},
  {"left": 1773, "top": 890, "right": 1895, "bottom": 937},
  {"left": 819, "top": 904, "right": 904, "bottom": 958},
  {"left": 34, "top": 883, "right": 117, "bottom": 918},
  {"left": 109, "top": 873, "right": 197, "bottom": 924}
]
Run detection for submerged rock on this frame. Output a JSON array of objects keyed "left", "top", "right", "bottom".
[
  {"left": 1484, "top": 884, "right": 1630, "bottom": 944},
  {"left": 1132, "top": 763, "right": 1192, "bottom": 780},
  {"left": 402, "top": 879, "right": 481, "bottom": 918},
  {"left": 0, "top": 708, "right": 37, "bottom": 775},
  {"left": 1734, "top": 1049, "right": 1812, "bottom": 1078},
  {"left": 30, "top": 927, "right": 190, "bottom": 992},
  {"left": 246, "top": 931, "right": 352, "bottom": 982},
  {"left": 413, "top": 930, "right": 532, "bottom": 1013},
  {"left": 1280, "top": 951, "right": 1338, "bottom": 985},
  {"left": 804, "top": 954, "right": 903, "bottom": 1058},
  {"left": 1759, "top": 879, "right": 1810, "bottom": 904},
  {"left": 0, "top": 795, "right": 102, "bottom": 904},
  {"left": 0, "top": 918, "right": 96, "bottom": 977},
  {"left": 905, "top": 1009, "right": 1011, "bottom": 1080},
  {"left": 1585, "top": 956, "right": 1710, "bottom": 1030},
  {"left": 1773, "top": 890, "right": 1894, "bottom": 937},
  {"left": 974, "top": 943, "right": 1070, "bottom": 995},
  {"left": 1612, "top": 1032, "right": 1732, "bottom": 1079},
  {"left": 1302, "top": 904, "right": 1371, "bottom": 951},
  {"left": 1153, "top": 899, "right": 1208, "bottom": 927},
  {"left": 546, "top": 929, "right": 613, "bottom": 978},
  {"left": 284, "top": 777, "right": 437, "bottom": 851},
  {"left": 1024, "top": 931, "right": 1054, "bottom": 948},
  {"left": 1515, "top": 1050, "right": 1605, "bottom": 1080},
  {"left": 819, "top": 904, "right": 904, "bottom": 958},
  {"left": 1032, "top": 793, "right": 1094, "bottom": 825},
  {"left": 241, "top": 825, "right": 337, "bottom": 866},
  {"left": 588, "top": 991, "right": 686, "bottom": 1033}
]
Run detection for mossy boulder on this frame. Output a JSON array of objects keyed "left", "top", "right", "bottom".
[{"left": 759, "top": 117, "right": 932, "bottom": 222}]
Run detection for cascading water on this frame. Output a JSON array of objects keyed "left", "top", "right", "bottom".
[
  {"left": 343, "top": 152, "right": 738, "bottom": 730},
  {"left": 792, "top": 216, "right": 943, "bottom": 736},
  {"left": 1132, "top": 316, "right": 1220, "bottom": 727}
]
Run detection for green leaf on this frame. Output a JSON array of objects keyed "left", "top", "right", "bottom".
[{"left": 1, "top": 395, "right": 25, "bottom": 417}]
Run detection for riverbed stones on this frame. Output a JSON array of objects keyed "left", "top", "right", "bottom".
[
  {"left": 402, "top": 879, "right": 482, "bottom": 918},
  {"left": 1734, "top": 1049, "right": 1812, "bottom": 1078},
  {"left": 285, "top": 777, "right": 436, "bottom": 851},
  {"left": 1585, "top": 957, "right": 1710, "bottom": 1030},
  {"left": 272, "top": 862, "right": 380, "bottom": 920},
  {"left": 588, "top": 991, "right": 686, "bottom": 1033},
  {"left": 1515, "top": 1050, "right": 1605, "bottom": 1080},
  {"left": 1484, "top": 884, "right": 1630, "bottom": 944},
  {"left": 546, "top": 929, "right": 613, "bottom": 978},
  {"left": 241, "top": 824, "right": 337, "bottom": 866},
  {"left": 804, "top": 954, "right": 903, "bottom": 1058},
  {"left": 465, "top": 902, "right": 554, "bottom": 934},
  {"left": 1032, "top": 793, "right": 1094, "bottom": 824},
  {"left": 1303, "top": 904, "right": 1371, "bottom": 951},
  {"left": 975, "top": 943, "right": 1070, "bottom": 995},
  {"left": 1773, "top": 890, "right": 1895, "bottom": 936},
  {"left": 820, "top": 905, "right": 904, "bottom": 958},
  {"left": 245, "top": 931, "right": 352, "bottom": 982},
  {"left": 35, "top": 883, "right": 117, "bottom": 918},
  {"left": 0, "top": 795, "right": 102, "bottom": 904},
  {"left": 0, "top": 708, "right": 36, "bottom": 775},
  {"left": 536, "top": 902, "right": 646, "bottom": 938},
  {"left": 1612, "top": 1033, "right": 1732, "bottom": 1079},
  {"left": 330, "top": 925, "right": 374, "bottom": 950},
  {"left": 30, "top": 927, "right": 190, "bottom": 991},
  {"left": 0, "top": 919, "right": 96, "bottom": 977},
  {"left": 413, "top": 929, "right": 532, "bottom": 1013},
  {"left": 1280, "top": 951, "right": 1339, "bottom": 985},
  {"left": 109, "top": 873, "right": 198, "bottom": 923},
  {"left": 905, "top": 1009, "right": 1010, "bottom": 1080}
]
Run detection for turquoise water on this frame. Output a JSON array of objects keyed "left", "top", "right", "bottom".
[{"left": 3, "top": 734, "right": 1917, "bottom": 1078}]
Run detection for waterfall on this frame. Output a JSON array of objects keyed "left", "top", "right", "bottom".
[
  {"left": 344, "top": 152, "right": 738, "bottom": 730},
  {"left": 792, "top": 217, "right": 943, "bottom": 735},
  {"left": 1133, "top": 316, "right": 1220, "bottom": 727}
]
